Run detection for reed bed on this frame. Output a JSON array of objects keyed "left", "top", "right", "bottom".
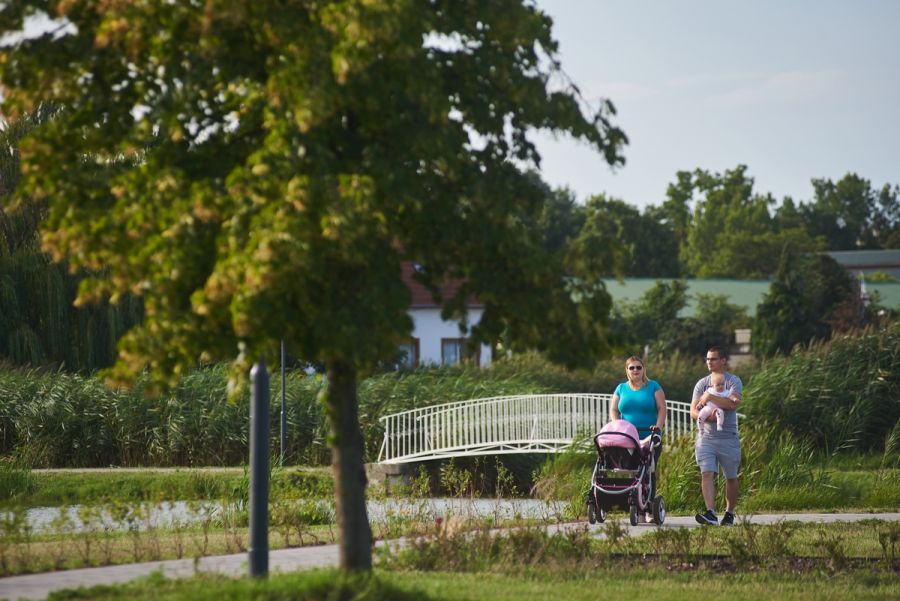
[
  {"left": 0, "top": 352, "right": 706, "bottom": 469},
  {"left": 0, "top": 321, "right": 894, "bottom": 469},
  {"left": 743, "top": 322, "right": 900, "bottom": 454}
]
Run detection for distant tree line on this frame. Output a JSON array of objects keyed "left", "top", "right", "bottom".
[
  {"left": 534, "top": 165, "right": 897, "bottom": 358},
  {"left": 541, "top": 164, "right": 900, "bottom": 280}
]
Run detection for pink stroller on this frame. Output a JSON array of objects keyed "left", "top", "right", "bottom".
[{"left": 586, "top": 419, "right": 665, "bottom": 526}]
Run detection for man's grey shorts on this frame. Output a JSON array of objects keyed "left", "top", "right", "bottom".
[{"left": 695, "top": 432, "right": 741, "bottom": 478}]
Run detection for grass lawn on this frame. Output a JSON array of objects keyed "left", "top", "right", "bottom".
[{"left": 38, "top": 567, "right": 899, "bottom": 601}]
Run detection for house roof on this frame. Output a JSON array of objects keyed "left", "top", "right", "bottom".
[
  {"left": 602, "top": 278, "right": 900, "bottom": 317},
  {"left": 401, "top": 262, "right": 483, "bottom": 308},
  {"left": 825, "top": 250, "right": 900, "bottom": 279}
]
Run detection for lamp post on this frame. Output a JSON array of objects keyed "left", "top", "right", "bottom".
[
  {"left": 248, "top": 360, "right": 269, "bottom": 578},
  {"left": 280, "top": 340, "right": 287, "bottom": 466}
]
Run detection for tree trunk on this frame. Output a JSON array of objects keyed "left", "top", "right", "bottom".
[{"left": 326, "top": 359, "right": 373, "bottom": 571}]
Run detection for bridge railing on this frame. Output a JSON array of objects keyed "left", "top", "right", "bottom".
[{"left": 377, "top": 393, "right": 727, "bottom": 464}]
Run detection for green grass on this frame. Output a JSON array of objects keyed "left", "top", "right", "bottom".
[
  {"left": 1, "top": 467, "right": 333, "bottom": 508},
  {"left": 39, "top": 566, "right": 899, "bottom": 601},
  {"left": 814, "top": 453, "right": 889, "bottom": 471},
  {"left": 398, "top": 570, "right": 897, "bottom": 601}
]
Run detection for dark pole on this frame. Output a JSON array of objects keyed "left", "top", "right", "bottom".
[
  {"left": 248, "top": 360, "right": 269, "bottom": 578},
  {"left": 280, "top": 340, "right": 287, "bottom": 466}
]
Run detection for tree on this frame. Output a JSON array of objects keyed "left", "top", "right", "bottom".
[
  {"left": 661, "top": 170, "right": 693, "bottom": 267},
  {"left": 1, "top": 107, "right": 142, "bottom": 370},
  {"left": 672, "top": 293, "right": 749, "bottom": 358},
  {"left": 612, "top": 279, "right": 688, "bottom": 352},
  {"left": 872, "top": 183, "right": 900, "bottom": 248},
  {"left": 533, "top": 182, "right": 585, "bottom": 257},
  {"left": 753, "top": 245, "right": 855, "bottom": 357},
  {"left": 679, "top": 165, "right": 820, "bottom": 278},
  {"left": 799, "top": 174, "right": 900, "bottom": 250},
  {"left": 611, "top": 281, "right": 748, "bottom": 358},
  {"left": 0, "top": 1, "right": 626, "bottom": 570},
  {"left": 639, "top": 204, "right": 681, "bottom": 278},
  {"left": 580, "top": 195, "right": 679, "bottom": 278}
]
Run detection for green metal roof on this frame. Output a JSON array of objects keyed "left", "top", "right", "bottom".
[{"left": 603, "top": 278, "right": 900, "bottom": 318}]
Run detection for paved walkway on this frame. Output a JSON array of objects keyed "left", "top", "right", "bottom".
[{"left": 2, "top": 512, "right": 898, "bottom": 601}]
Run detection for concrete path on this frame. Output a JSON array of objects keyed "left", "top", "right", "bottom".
[{"left": 2, "top": 512, "right": 898, "bottom": 601}]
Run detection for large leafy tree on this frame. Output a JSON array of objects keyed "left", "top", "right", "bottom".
[{"left": 0, "top": 1, "right": 625, "bottom": 570}]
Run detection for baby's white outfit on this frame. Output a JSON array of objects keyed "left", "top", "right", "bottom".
[{"left": 697, "top": 387, "right": 731, "bottom": 436}]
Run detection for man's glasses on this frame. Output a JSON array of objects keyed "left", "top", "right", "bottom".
[
  {"left": 705, "top": 357, "right": 722, "bottom": 362},
  {"left": 627, "top": 365, "right": 643, "bottom": 371}
]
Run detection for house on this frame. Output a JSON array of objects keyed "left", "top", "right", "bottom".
[{"left": 399, "top": 262, "right": 493, "bottom": 368}]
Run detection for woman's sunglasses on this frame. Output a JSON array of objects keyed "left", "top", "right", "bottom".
[{"left": 628, "top": 365, "right": 643, "bottom": 371}]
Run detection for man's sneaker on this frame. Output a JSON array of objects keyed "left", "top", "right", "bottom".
[
  {"left": 695, "top": 509, "right": 718, "bottom": 525},
  {"left": 721, "top": 511, "right": 735, "bottom": 526}
]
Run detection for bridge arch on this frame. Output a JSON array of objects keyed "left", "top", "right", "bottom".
[{"left": 377, "top": 393, "right": 729, "bottom": 464}]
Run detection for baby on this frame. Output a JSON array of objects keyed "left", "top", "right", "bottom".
[{"left": 697, "top": 372, "right": 730, "bottom": 435}]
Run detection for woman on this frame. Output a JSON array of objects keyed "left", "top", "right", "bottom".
[{"left": 610, "top": 356, "right": 666, "bottom": 439}]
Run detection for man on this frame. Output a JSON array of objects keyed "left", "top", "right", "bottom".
[{"left": 690, "top": 345, "right": 743, "bottom": 526}]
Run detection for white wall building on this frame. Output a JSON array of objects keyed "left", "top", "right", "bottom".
[
  {"left": 398, "top": 262, "right": 492, "bottom": 368},
  {"left": 401, "top": 307, "right": 492, "bottom": 367}
]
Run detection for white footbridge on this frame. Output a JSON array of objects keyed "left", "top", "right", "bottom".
[{"left": 378, "top": 393, "right": 734, "bottom": 464}]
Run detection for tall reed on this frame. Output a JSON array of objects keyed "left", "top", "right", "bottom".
[
  {"left": 0, "top": 325, "right": 893, "bottom": 468},
  {"left": 743, "top": 322, "right": 900, "bottom": 453}
]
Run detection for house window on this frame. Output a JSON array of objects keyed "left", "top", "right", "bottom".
[
  {"left": 441, "top": 338, "right": 479, "bottom": 366},
  {"left": 398, "top": 338, "right": 419, "bottom": 369}
]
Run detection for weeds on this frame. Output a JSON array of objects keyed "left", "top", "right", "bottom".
[
  {"left": 876, "top": 521, "right": 900, "bottom": 565},
  {"left": 441, "top": 459, "right": 476, "bottom": 499},
  {"left": 816, "top": 530, "right": 849, "bottom": 571},
  {"left": 650, "top": 527, "right": 693, "bottom": 562},
  {"left": 601, "top": 518, "right": 629, "bottom": 546}
]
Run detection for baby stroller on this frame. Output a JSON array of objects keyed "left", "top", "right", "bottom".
[{"left": 586, "top": 419, "right": 665, "bottom": 526}]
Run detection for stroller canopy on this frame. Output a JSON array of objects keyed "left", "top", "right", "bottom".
[{"left": 594, "top": 419, "right": 641, "bottom": 450}]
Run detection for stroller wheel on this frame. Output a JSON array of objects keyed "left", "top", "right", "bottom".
[
  {"left": 629, "top": 503, "right": 639, "bottom": 527},
  {"left": 587, "top": 501, "right": 597, "bottom": 524},
  {"left": 651, "top": 495, "right": 666, "bottom": 525}
]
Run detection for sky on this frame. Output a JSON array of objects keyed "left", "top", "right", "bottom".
[
  {"left": 7, "top": 2, "right": 898, "bottom": 213},
  {"left": 532, "top": 0, "right": 900, "bottom": 210}
]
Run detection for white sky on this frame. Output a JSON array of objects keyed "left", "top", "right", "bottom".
[{"left": 533, "top": 0, "right": 900, "bottom": 209}]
